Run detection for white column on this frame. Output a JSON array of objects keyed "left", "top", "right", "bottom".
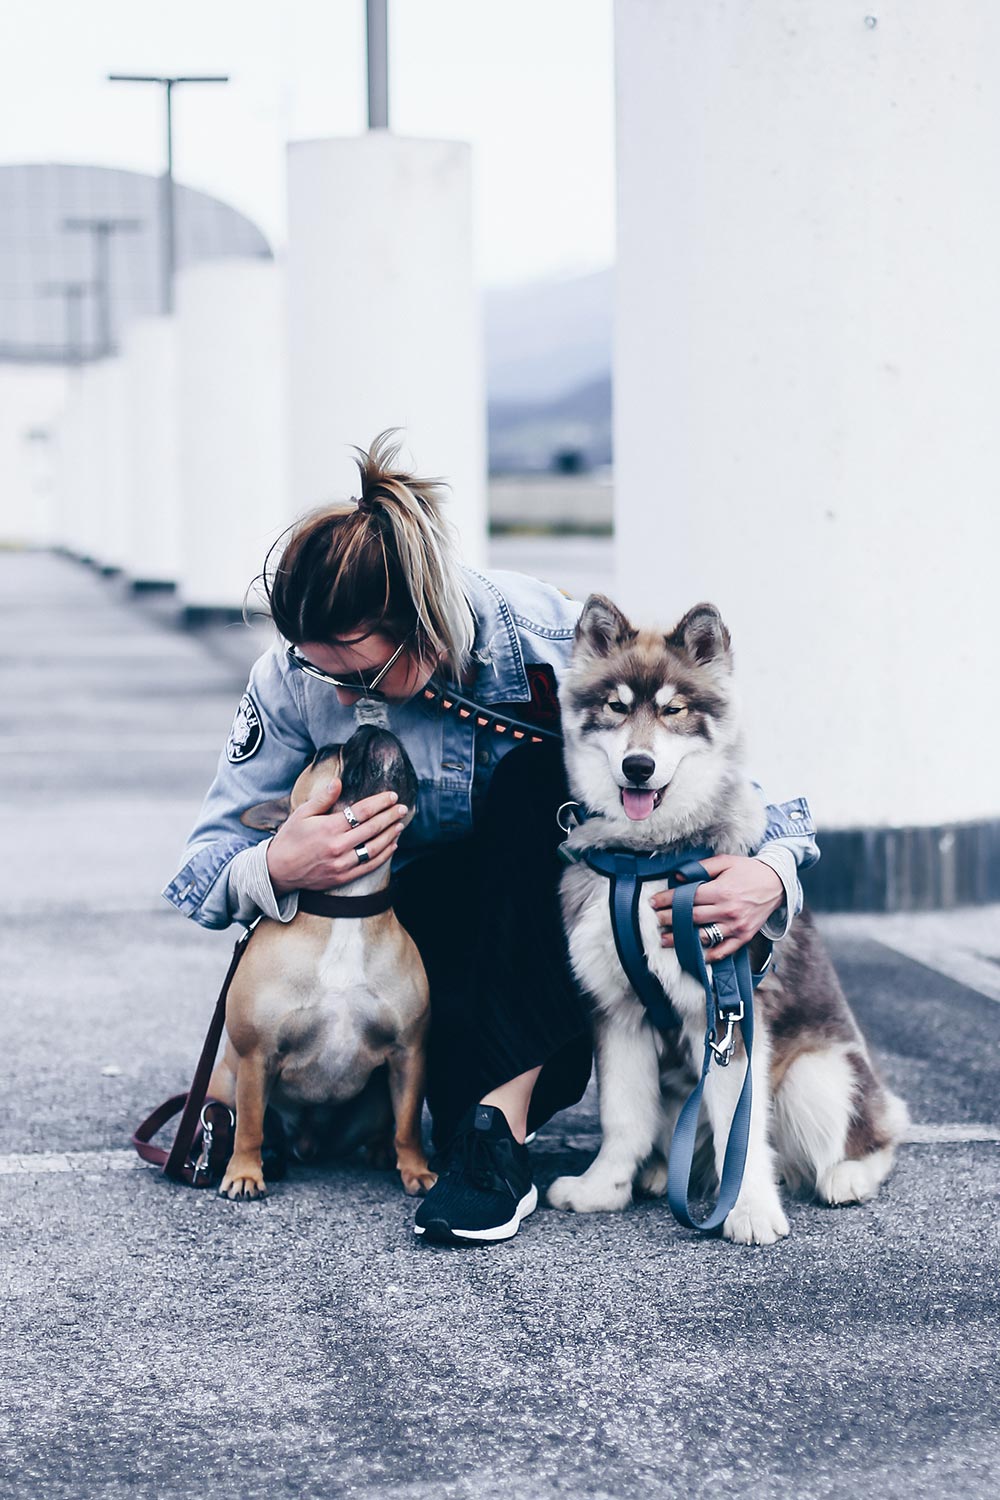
[
  {"left": 120, "top": 317, "right": 181, "bottom": 587},
  {"left": 0, "top": 366, "right": 68, "bottom": 548},
  {"left": 50, "top": 371, "right": 86, "bottom": 557},
  {"left": 615, "top": 1, "right": 1000, "bottom": 839},
  {"left": 90, "top": 358, "right": 130, "bottom": 573},
  {"left": 174, "top": 259, "right": 291, "bottom": 615},
  {"left": 286, "top": 134, "right": 487, "bottom": 566},
  {"left": 54, "top": 364, "right": 106, "bottom": 564}
]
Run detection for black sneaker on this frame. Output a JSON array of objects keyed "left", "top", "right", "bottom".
[{"left": 414, "top": 1104, "right": 537, "bottom": 1245}]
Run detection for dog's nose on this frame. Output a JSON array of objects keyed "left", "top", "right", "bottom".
[{"left": 622, "top": 753, "right": 656, "bottom": 784}]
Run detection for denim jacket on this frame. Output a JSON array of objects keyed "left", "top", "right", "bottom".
[{"left": 163, "top": 566, "right": 818, "bottom": 930}]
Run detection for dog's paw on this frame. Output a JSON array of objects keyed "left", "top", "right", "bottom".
[
  {"left": 219, "top": 1154, "right": 268, "bottom": 1201},
  {"left": 636, "top": 1156, "right": 669, "bottom": 1198},
  {"left": 366, "top": 1137, "right": 396, "bottom": 1172},
  {"left": 292, "top": 1132, "right": 320, "bottom": 1164},
  {"left": 723, "top": 1198, "right": 789, "bottom": 1246},
  {"left": 817, "top": 1153, "right": 890, "bottom": 1206},
  {"left": 547, "top": 1172, "right": 633, "bottom": 1214},
  {"left": 399, "top": 1164, "right": 437, "bottom": 1196}
]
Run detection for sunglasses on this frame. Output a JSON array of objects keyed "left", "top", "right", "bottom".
[{"left": 287, "top": 632, "right": 413, "bottom": 697}]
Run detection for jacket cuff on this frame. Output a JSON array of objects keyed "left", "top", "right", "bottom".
[
  {"left": 226, "top": 841, "right": 300, "bottom": 925},
  {"left": 752, "top": 845, "right": 801, "bottom": 942}
]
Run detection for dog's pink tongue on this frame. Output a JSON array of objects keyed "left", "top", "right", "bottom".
[{"left": 622, "top": 787, "right": 657, "bottom": 820}]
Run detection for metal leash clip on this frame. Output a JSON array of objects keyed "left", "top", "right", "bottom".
[
  {"left": 556, "top": 801, "right": 587, "bottom": 864},
  {"left": 191, "top": 1102, "right": 235, "bottom": 1183},
  {"left": 708, "top": 1000, "right": 745, "bottom": 1067},
  {"left": 555, "top": 800, "right": 584, "bottom": 834}
]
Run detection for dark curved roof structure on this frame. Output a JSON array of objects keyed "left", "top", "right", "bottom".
[{"left": 0, "top": 162, "right": 272, "bottom": 363}]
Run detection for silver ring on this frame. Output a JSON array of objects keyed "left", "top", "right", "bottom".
[
  {"left": 342, "top": 804, "right": 360, "bottom": 829},
  {"left": 355, "top": 843, "right": 371, "bottom": 865},
  {"left": 702, "top": 922, "right": 725, "bottom": 948}
]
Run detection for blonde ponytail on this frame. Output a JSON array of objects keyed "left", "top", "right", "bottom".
[{"left": 261, "top": 431, "right": 475, "bottom": 679}]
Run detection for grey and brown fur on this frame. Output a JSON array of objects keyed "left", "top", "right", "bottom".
[
  {"left": 209, "top": 726, "right": 435, "bottom": 1202},
  {"left": 548, "top": 596, "right": 908, "bottom": 1244}
]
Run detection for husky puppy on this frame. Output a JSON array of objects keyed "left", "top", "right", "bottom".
[{"left": 548, "top": 595, "right": 908, "bottom": 1245}]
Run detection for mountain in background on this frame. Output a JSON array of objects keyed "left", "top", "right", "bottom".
[{"left": 484, "top": 268, "right": 612, "bottom": 473}]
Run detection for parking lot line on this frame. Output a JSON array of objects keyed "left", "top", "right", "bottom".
[{"left": 1, "top": 1127, "right": 998, "bottom": 1178}]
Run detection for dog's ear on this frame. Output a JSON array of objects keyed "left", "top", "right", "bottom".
[
  {"left": 667, "top": 603, "right": 732, "bottom": 666},
  {"left": 575, "top": 594, "right": 636, "bottom": 657},
  {"left": 240, "top": 796, "right": 292, "bottom": 832}
]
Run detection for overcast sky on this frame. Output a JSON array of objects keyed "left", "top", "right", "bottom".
[{"left": 0, "top": 0, "right": 615, "bottom": 286}]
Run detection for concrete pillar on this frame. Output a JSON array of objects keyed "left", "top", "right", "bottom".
[
  {"left": 174, "top": 259, "right": 290, "bottom": 618},
  {"left": 120, "top": 317, "right": 181, "bottom": 589},
  {"left": 50, "top": 372, "right": 86, "bottom": 557},
  {"left": 53, "top": 365, "right": 105, "bottom": 564},
  {"left": 286, "top": 134, "right": 487, "bottom": 566},
  {"left": 614, "top": 1, "right": 1000, "bottom": 908},
  {"left": 90, "top": 358, "right": 130, "bottom": 573},
  {"left": 0, "top": 366, "right": 68, "bottom": 548}
]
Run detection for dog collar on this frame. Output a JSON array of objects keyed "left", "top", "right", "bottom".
[{"left": 297, "top": 885, "right": 396, "bottom": 918}]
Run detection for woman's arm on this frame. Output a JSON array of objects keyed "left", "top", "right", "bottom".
[
  {"left": 163, "top": 646, "right": 406, "bottom": 928},
  {"left": 161, "top": 647, "right": 314, "bottom": 930},
  {"left": 649, "top": 794, "right": 819, "bottom": 961},
  {"left": 753, "top": 793, "right": 819, "bottom": 940}
]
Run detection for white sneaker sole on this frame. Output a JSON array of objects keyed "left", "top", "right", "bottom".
[{"left": 414, "top": 1184, "right": 538, "bottom": 1243}]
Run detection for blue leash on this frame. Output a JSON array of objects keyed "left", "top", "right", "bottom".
[
  {"left": 578, "top": 842, "right": 765, "bottom": 1235},
  {"left": 666, "top": 871, "right": 757, "bottom": 1232}
]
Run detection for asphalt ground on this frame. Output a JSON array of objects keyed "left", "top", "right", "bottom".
[{"left": 2, "top": 550, "right": 999, "bottom": 1500}]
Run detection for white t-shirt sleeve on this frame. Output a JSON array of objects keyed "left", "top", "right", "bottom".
[
  {"left": 226, "top": 839, "right": 300, "bottom": 926},
  {"left": 752, "top": 845, "right": 801, "bottom": 942}
]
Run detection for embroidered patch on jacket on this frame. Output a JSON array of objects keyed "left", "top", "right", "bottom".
[{"left": 226, "top": 694, "right": 264, "bottom": 763}]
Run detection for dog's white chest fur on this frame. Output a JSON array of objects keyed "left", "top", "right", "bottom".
[{"left": 263, "top": 919, "right": 421, "bottom": 1107}]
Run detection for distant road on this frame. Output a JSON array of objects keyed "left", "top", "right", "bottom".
[
  {"left": 489, "top": 474, "right": 613, "bottom": 534},
  {"left": 488, "top": 533, "right": 613, "bottom": 602}
]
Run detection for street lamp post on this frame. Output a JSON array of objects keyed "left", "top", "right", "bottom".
[
  {"left": 40, "top": 280, "right": 96, "bottom": 364},
  {"left": 107, "top": 73, "right": 229, "bottom": 315},
  {"left": 367, "top": 0, "right": 389, "bottom": 130},
  {"left": 62, "top": 218, "right": 141, "bottom": 356}
]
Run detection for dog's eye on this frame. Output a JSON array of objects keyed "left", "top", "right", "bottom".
[
  {"left": 607, "top": 700, "right": 629, "bottom": 715},
  {"left": 662, "top": 702, "right": 687, "bottom": 717}
]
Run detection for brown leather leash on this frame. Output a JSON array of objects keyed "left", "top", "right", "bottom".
[
  {"left": 132, "top": 926, "right": 253, "bottom": 1186},
  {"left": 132, "top": 883, "right": 399, "bottom": 1187}
]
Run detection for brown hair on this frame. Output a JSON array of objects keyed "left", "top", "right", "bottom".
[{"left": 259, "top": 431, "right": 475, "bottom": 676}]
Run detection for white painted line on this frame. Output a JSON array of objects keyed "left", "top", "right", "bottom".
[
  {"left": 0, "top": 1128, "right": 997, "bottom": 1178},
  {"left": 871, "top": 939, "right": 1000, "bottom": 1006},
  {"left": 531, "top": 1134, "right": 600, "bottom": 1153},
  {"left": 819, "top": 909, "right": 1000, "bottom": 1006},
  {"left": 533, "top": 1127, "right": 1000, "bottom": 1153},
  {"left": 905, "top": 1123, "right": 1000, "bottom": 1144},
  {"left": 0, "top": 1149, "right": 147, "bottom": 1176}
]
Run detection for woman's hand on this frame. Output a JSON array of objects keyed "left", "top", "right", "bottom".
[
  {"left": 648, "top": 854, "right": 783, "bottom": 961},
  {"left": 266, "top": 777, "right": 408, "bottom": 895}
]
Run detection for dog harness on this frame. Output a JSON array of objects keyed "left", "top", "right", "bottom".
[{"left": 562, "top": 825, "right": 770, "bottom": 1234}]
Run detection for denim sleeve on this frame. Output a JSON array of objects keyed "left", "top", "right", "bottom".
[
  {"left": 161, "top": 648, "right": 314, "bottom": 930},
  {"left": 748, "top": 787, "right": 821, "bottom": 932},
  {"left": 755, "top": 790, "right": 820, "bottom": 872}
]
